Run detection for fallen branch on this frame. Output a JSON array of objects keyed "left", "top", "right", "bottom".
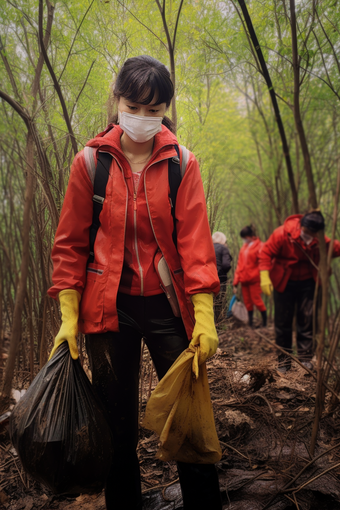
[
  {"left": 292, "top": 461, "right": 340, "bottom": 493},
  {"left": 220, "top": 441, "right": 249, "bottom": 460},
  {"left": 141, "top": 477, "right": 179, "bottom": 495}
]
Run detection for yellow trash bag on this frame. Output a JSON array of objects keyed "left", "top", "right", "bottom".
[{"left": 143, "top": 343, "right": 222, "bottom": 464}]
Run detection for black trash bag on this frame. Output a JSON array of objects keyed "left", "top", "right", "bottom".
[{"left": 9, "top": 342, "right": 113, "bottom": 495}]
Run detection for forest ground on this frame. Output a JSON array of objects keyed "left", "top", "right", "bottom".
[{"left": 1, "top": 317, "right": 340, "bottom": 510}]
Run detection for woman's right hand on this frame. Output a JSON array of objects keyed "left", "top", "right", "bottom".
[
  {"left": 233, "top": 286, "right": 238, "bottom": 295},
  {"left": 49, "top": 289, "right": 81, "bottom": 360}
]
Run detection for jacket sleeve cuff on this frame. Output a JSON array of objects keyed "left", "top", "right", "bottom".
[{"left": 259, "top": 264, "right": 272, "bottom": 271}]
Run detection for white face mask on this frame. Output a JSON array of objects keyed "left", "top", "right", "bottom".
[
  {"left": 242, "top": 238, "right": 252, "bottom": 245},
  {"left": 118, "top": 111, "right": 162, "bottom": 143},
  {"left": 300, "top": 230, "right": 313, "bottom": 245}
]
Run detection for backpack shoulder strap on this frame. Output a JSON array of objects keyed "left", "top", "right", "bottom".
[
  {"left": 83, "top": 146, "right": 96, "bottom": 185},
  {"left": 85, "top": 150, "right": 112, "bottom": 263},
  {"left": 179, "top": 144, "right": 189, "bottom": 179},
  {"left": 168, "top": 144, "right": 189, "bottom": 247}
]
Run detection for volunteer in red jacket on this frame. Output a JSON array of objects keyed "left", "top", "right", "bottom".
[
  {"left": 259, "top": 211, "right": 340, "bottom": 373},
  {"left": 48, "top": 56, "right": 222, "bottom": 510},
  {"left": 233, "top": 226, "right": 267, "bottom": 327}
]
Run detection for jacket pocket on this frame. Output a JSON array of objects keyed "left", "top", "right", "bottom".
[
  {"left": 79, "top": 263, "right": 107, "bottom": 323},
  {"left": 154, "top": 252, "right": 181, "bottom": 318},
  {"left": 86, "top": 262, "right": 105, "bottom": 281}
]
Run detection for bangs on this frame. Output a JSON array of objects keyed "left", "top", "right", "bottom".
[
  {"left": 114, "top": 56, "right": 174, "bottom": 107},
  {"left": 119, "top": 71, "right": 172, "bottom": 105}
]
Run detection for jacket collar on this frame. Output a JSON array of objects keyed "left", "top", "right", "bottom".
[{"left": 85, "top": 123, "right": 179, "bottom": 167}]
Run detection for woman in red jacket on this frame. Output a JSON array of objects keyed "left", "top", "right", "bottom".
[
  {"left": 48, "top": 56, "right": 222, "bottom": 510},
  {"left": 259, "top": 212, "right": 340, "bottom": 373},
  {"left": 233, "top": 226, "right": 267, "bottom": 327}
]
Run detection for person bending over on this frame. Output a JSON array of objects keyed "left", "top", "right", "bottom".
[{"left": 259, "top": 211, "right": 340, "bottom": 373}]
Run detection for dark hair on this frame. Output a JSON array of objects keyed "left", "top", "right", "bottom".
[
  {"left": 114, "top": 55, "right": 174, "bottom": 107},
  {"left": 110, "top": 55, "right": 175, "bottom": 133},
  {"left": 240, "top": 226, "right": 255, "bottom": 238},
  {"left": 301, "top": 211, "right": 325, "bottom": 232}
]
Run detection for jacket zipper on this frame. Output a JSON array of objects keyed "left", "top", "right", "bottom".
[
  {"left": 129, "top": 148, "right": 177, "bottom": 297},
  {"left": 143, "top": 160, "right": 194, "bottom": 326},
  {"left": 133, "top": 189, "right": 144, "bottom": 295},
  {"left": 99, "top": 147, "right": 177, "bottom": 300}
]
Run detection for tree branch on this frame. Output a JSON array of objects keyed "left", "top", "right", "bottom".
[
  {"left": 172, "top": 0, "right": 184, "bottom": 52},
  {"left": 70, "top": 60, "right": 96, "bottom": 121},
  {"left": 58, "top": 0, "right": 96, "bottom": 83},
  {"left": 38, "top": 0, "right": 78, "bottom": 155},
  {"left": 0, "top": 89, "right": 29, "bottom": 126},
  {"left": 116, "top": 0, "right": 168, "bottom": 51}
]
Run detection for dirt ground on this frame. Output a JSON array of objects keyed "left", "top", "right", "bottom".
[{"left": 1, "top": 318, "right": 340, "bottom": 509}]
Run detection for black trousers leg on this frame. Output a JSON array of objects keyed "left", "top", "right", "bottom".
[
  {"left": 248, "top": 310, "right": 254, "bottom": 327},
  {"left": 274, "top": 282, "right": 296, "bottom": 354},
  {"left": 87, "top": 293, "right": 222, "bottom": 510},
  {"left": 296, "top": 279, "right": 315, "bottom": 361},
  {"left": 86, "top": 325, "right": 143, "bottom": 509},
  {"left": 145, "top": 296, "right": 222, "bottom": 510},
  {"left": 177, "top": 462, "right": 222, "bottom": 510}
]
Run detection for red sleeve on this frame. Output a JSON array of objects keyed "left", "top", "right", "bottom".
[
  {"left": 48, "top": 150, "right": 94, "bottom": 299},
  {"left": 259, "top": 227, "right": 284, "bottom": 271},
  {"left": 257, "top": 242, "right": 264, "bottom": 264},
  {"left": 325, "top": 237, "right": 340, "bottom": 258},
  {"left": 175, "top": 152, "right": 220, "bottom": 297}
]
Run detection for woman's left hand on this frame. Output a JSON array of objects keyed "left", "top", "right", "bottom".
[{"left": 190, "top": 293, "right": 219, "bottom": 365}]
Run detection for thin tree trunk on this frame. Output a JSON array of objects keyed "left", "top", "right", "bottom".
[
  {"left": 155, "top": 0, "right": 184, "bottom": 133},
  {"left": 28, "top": 278, "right": 34, "bottom": 382},
  {"left": 2, "top": 131, "right": 35, "bottom": 399},
  {"left": 0, "top": 3, "right": 55, "bottom": 401},
  {"left": 289, "top": 0, "right": 329, "bottom": 456},
  {"left": 169, "top": 52, "right": 177, "bottom": 131},
  {"left": 290, "top": 0, "right": 317, "bottom": 210},
  {"left": 0, "top": 258, "right": 3, "bottom": 381},
  {"left": 237, "top": 0, "right": 299, "bottom": 214}
]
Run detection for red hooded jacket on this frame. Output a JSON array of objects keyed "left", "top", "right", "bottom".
[
  {"left": 233, "top": 237, "right": 263, "bottom": 286},
  {"left": 48, "top": 124, "right": 220, "bottom": 339},
  {"left": 259, "top": 215, "right": 340, "bottom": 292}
]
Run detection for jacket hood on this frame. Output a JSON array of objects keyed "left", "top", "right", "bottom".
[
  {"left": 86, "top": 123, "right": 179, "bottom": 155},
  {"left": 283, "top": 215, "right": 303, "bottom": 240},
  {"left": 283, "top": 214, "right": 319, "bottom": 247}
]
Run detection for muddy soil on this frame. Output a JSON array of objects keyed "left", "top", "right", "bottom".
[{"left": 1, "top": 319, "right": 340, "bottom": 509}]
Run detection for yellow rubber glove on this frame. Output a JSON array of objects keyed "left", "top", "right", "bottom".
[
  {"left": 260, "top": 270, "right": 273, "bottom": 296},
  {"left": 190, "top": 293, "right": 219, "bottom": 366},
  {"left": 49, "top": 289, "right": 81, "bottom": 360}
]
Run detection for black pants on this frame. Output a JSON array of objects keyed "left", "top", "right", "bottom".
[
  {"left": 86, "top": 293, "right": 222, "bottom": 510},
  {"left": 274, "top": 279, "right": 315, "bottom": 361}
]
